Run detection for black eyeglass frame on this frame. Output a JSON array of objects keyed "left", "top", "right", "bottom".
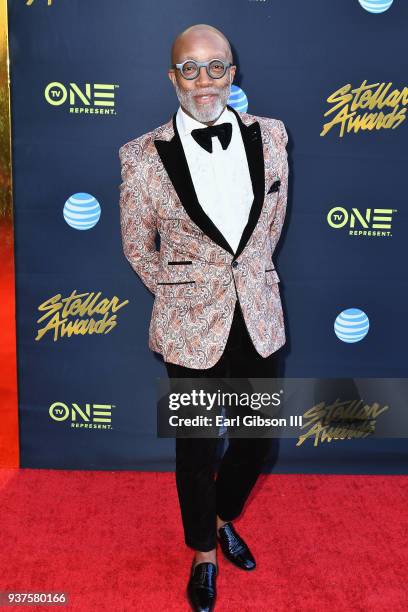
[{"left": 170, "top": 58, "right": 233, "bottom": 80}]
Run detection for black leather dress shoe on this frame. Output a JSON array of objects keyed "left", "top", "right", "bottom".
[
  {"left": 217, "top": 522, "right": 256, "bottom": 570},
  {"left": 187, "top": 561, "right": 217, "bottom": 611}
]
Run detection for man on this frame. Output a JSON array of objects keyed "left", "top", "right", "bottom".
[{"left": 119, "top": 23, "right": 289, "bottom": 611}]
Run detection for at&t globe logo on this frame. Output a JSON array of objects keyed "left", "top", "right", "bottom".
[
  {"left": 358, "top": 0, "right": 394, "bottom": 13},
  {"left": 228, "top": 85, "right": 248, "bottom": 112},
  {"left": 63, "top": 193, "right": 101, "bottom": 230},
  {"left": 334, "top": 308, "right": 370, "bottom": 343}
]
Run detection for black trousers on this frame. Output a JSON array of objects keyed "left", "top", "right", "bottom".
[{"left": 165, "top": 301, "right": 280, "bottom": 551}]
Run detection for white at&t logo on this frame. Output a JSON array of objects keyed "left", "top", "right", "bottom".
[
  {"left": 334, "top": 309, "right": 370, "bottom": 343},
  {"left": 44, "top": 82, "right": 118, "bottom": 114},
  {"left": 358, "top": 0, "right": 394, "bottom": 13},
  {"left": 327, "top": 206, "right": 396, "bottom": 237},
  {"left": 49, "top": 402, "right": 114, "bottom": 429}
]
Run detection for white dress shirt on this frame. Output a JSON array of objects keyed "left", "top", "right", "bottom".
[{"left": 176, "top": 104, "right": 254, "bottom": 254}]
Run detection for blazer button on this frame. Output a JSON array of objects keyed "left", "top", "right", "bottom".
[{"left": 232, "top": 261, "right": 238, "bottom": 268}]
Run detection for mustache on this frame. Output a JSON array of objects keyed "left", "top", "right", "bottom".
[
  {"left": 192, "top": 90, "right": 219, "bottom": 97},
  {"left": 175, "top": 84, "right": 224, "bottom": 97},
  {"left": 178, "top": 90, "right": 221, "bottom": 99}
]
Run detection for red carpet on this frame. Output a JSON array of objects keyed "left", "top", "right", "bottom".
[
  {"left": 0, "top": 217, "right": 19, "bottom": 467},
  {"left": 0, "top": 469, "right": 407, "bottom": 611}
]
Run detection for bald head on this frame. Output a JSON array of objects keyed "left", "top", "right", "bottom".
[{"left": 170, "top": 24, "right": 233, "bottom": 65}]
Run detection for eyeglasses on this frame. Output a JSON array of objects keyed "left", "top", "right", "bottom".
[{"left": 171, "top": 58, "right": 233, "bottom": 80}]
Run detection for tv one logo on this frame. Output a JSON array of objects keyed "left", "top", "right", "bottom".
[
  {"left": 327, "top": 206, "right": 396, "bottom": 237},
  {"left": 44, "top": 82, "right": 118, "bottom": 115},
  {"left": 49, "top": 402, "right": 114, "bottom": 429}
]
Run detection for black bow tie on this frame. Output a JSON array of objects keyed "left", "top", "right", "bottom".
[{"left": 191, "top": 122, "right": 233, "bottom": 153}]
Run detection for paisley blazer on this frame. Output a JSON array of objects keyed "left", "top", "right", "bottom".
[{"left": 118, "top": 104, "right": 289, "bottom": 369}]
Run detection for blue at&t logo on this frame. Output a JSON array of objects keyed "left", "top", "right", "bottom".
[
  {"left": 63, "top": 193, "right": 101, "bottom": 230},
  {"left": 334, "top": 308, "right": 370, "bottom": 343},
  {"left": 358, "top": 0, "right": 394, "bottom": 13},
  {"left": 228, "top": 85, "right": 248, "bottom": 112}
]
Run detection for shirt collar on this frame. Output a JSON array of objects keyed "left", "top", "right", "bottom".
[{"left": 176, "top": 104, "right": 233, "bottom": 137}]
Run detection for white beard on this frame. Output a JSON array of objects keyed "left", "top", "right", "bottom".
[{"left": 174, "top": 74, "right": 232, "bottom": 123}]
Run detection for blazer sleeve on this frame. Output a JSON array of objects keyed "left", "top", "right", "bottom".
[
  {"left": 118, "top": 142, "right": 159, "bottom": 296},
  {"left": 269, "top": 119, "right": 289, "bottom": 253}
]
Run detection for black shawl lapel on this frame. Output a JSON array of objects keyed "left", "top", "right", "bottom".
[
  {"left": 154, "top": 113, "right": 234, "bottom": 255},
  {"left": 226, "top": 104, "right": 265, "bottom": 260},
  {"left": 153, "top": 103, "right": 265, "bottom": 260}
]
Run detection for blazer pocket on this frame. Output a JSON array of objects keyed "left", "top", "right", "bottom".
[
  {"left": 156, "top": 279, "right": 196, "bottom": 298},
  {"left": 267, "top": 179, "right": 281, "bottom": 194},
  {"left": 265, "top": 269, "right": 280, "bottom": 284},
  {"left": 167, "top": 260, "right": 192, "bottom": 265}
]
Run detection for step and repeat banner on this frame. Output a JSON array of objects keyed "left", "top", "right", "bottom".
[{"left": 7, "top": 0, "right": 408, "bottom": 471}]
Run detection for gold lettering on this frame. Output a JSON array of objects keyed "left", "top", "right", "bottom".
[
  {"left": 36, "top": 291, "right": 129, "bottom": 341},
  {"left": 26, "top": 0, "right": 53, "bottom": 5},
  {"left": 322, "top": 80, "right": 408, "bottom": 136},
  {"left": 297, "top": 398, "right": 389, "bottom": 446}
]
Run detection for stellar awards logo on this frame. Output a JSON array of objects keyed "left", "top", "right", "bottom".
[{"left": 321, "top": 80, "right": 408, "bottom": 137}]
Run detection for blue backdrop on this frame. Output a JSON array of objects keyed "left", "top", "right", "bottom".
[{"left": 8, "top": 0, "right": 408, "bottom": 472}]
